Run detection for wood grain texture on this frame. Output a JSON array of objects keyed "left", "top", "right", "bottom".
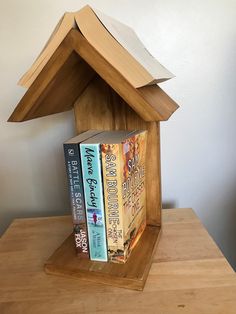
[
  {"left": 74, "top": 76, "right": 161, "bottom": 226},
  {"left": 145, "top": 122, "right": 162, "bottom": 226},
  {"left": 74, "top": 75, "right": 148, "bottom": 132},
  {"left": 8, "top": 40, "right": 95, "bottom": 122},
  {"left": 0, "top": 209, "right": 235, "bottom": 313},
  {"left": 74, "top": 75, "right": 115, "bottom": 132},
  {"left": 45, "top": 226, "right": 161, "bottom": 290},
  {"left": 70, "top": 29, "right": 179, "bottom": 121},
  {"left": 9, "top": 29, "right": 179, "bottom": 122}
]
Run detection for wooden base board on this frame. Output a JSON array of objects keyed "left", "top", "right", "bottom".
[{"left": 45, "top": 225, "right": 161, "bottom": 291}]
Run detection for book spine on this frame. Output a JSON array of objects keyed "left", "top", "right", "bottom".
[
  {"left": 63, "top": 143, "right": 89, "bottom": 258},
  {"left": 101, "top": 143, "right": 124, "bottom": 262},
  {"left": 80, "top": 143, "right": 108, "bottom": 262}
]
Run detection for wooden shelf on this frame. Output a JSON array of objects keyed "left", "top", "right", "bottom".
[
  {"left": 9, "top": 24, "right": 179, "bottom": 291},
  {"left": 45, "top": 224, "right": 161, "bottom": 291}
]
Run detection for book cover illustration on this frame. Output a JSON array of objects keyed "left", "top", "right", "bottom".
[
  {"left": 80, "top": 143, "right": 108, "bottom": 262},
  {"left": 102, "top": 130, "right": 147, "bottom": 263}
]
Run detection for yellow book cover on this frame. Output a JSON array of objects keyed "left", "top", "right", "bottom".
[{"left": 102, "top": 130, "right": 147, "bottom": 263}]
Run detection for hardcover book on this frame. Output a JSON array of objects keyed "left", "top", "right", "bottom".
[
  {"left": 63, "top": 130, "right": 101, "bottom": 258},
  {"left": 101, "top": 130, "right": 147, "bottom": 263}
]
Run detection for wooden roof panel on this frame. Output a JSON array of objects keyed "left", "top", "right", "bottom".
[{"left": 9, "top": 29, "right": 178, "bottom": 122}]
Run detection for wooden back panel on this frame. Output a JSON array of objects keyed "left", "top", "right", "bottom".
[{"left": 74, "top": 76, "right": 161, "bottom": 226}]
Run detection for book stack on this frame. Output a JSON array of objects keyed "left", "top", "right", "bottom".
[{"left": 63, "top": 130, "right": 147, "bottom": 263}]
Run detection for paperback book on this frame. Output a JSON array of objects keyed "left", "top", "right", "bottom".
[
  {"left": 18, "top": 5, "right": 173, "bottom": 89},
  {"left": 81, "top": 130, "right": 146, "bottom": 263},
  {"left": 101, "top": 130, "right": 147, "bottom": 263},
  {"left": 80, "top": 139, "right": 108, "bottom": 262},
  {"left": 63, "top": 130, "right": 101, "bottom": 258}
]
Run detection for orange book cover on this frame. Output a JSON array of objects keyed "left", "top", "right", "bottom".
[{"left": 102, "top": 130, "right": 147, "bottom": 263}]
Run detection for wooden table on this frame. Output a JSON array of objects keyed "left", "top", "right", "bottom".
[{"left": 0, "top": 208, "right": 236, "bottom": 313}]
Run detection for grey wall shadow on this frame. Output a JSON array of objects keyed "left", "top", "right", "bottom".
[{"left": 162, "top": 201, "right": 177, "bottom": 209}]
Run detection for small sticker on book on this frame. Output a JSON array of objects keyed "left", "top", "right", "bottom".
[{"left": 68, "top": 149, "right": 75, "bottom": 156}]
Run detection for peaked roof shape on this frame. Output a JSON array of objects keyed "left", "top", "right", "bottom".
[
  {"left": 9, "top": 6, "right": 179, "bottom": 122},
  {"left": 18, "top": 5, "right": 174, "bottom": 89}
]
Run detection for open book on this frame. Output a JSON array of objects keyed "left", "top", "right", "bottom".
[{"left": 19, "top": 5, "right": 174, "bottom": 89}]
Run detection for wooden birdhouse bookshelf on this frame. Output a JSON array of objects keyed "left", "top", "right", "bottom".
[{"left": 9, "top": 6, "right": 179, "bottom": 290}]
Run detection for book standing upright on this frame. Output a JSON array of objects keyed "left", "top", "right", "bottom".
[
  {"left": 80, "top": 139, "right": 108, "bottom": 262},
  {"left": 8, "top": 5, "right": 179, "bottom": 290},
  {"left": 101, "top": 130, "right": 147, "bottom": 263},
  {"left": 63, "top": 130, "right": 102, "bottom": 258}
]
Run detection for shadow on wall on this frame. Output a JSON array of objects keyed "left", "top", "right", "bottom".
[
  {"left": 210, "top": 184, "right": 236, "bottom": 271},
  {"left": 0, "top": 208, "right": 71, "bottom": 237},
  {"left": 162, "top": 201, "right": 177, "bottom": 209},
  {"left": 163, "top": 194, "right": 236, "bottom": 271},
  {"left": 0, "top": 111, "right": 75, "bottom": 237},
  {"left": 199, "top": 180, "right": 236, "bottom": 271}
]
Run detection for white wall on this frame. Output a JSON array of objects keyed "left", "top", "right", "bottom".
[{"left": 0, "top": 0, "right": 236, "bottom": 269}]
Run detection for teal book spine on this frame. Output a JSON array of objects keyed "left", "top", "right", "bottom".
[{"left": 80, "top": 143, "right": 108, "bottom": 262}]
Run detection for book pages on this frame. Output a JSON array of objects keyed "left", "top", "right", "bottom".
[
  {"left": 75, "top": 6, "right": 154, "bottom": 88},
  {"left": 18, "top": 12, "right": 76, "bottom": 88},
  {"left": 18, "top": 5, "right": 174, "bottom": 89},
  {"left": 93, "top": 8, "right": 174, "bottom": 84}
]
